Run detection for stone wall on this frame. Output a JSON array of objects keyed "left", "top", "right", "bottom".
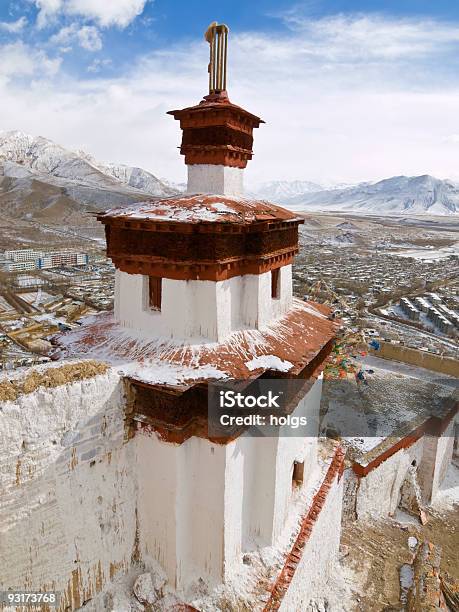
[
  {"left": 370, "top": 342, "right": 459, "bottom": 377},
  {"left": 0, "top": 363, "right": 339, "bottom": 610},
  {"left": 354, "top": 439, "right": 424, "bottom": 519},
  {"left": 346, "top": 419, "right": 456, "bottom": 521},
  {"left": 417, "top": 421, "right": 455, "bottom": 505},
  {"left": 0, "top": 366, "right": 137, "bottom": 611}
]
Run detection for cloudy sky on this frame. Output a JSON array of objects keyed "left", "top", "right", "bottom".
[{"left": 1, "top": 0, "right": 459, "bottom": 186}]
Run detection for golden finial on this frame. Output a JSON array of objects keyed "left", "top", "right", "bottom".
[{"left": 205, "top": 22, "right": 229, "bottom": 95}]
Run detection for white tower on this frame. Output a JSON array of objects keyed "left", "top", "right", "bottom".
[{"left": 79, "top": 21, "right": 342, "bottom": 603}]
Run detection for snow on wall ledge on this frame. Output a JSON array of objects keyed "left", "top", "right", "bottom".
[{"left": 0, "top": 364, "right": 137, "bottom": 610}]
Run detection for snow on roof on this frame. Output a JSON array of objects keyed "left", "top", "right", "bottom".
[
  {"left": 98, "top": 194, "right": 300, "bottom": 225},
  {"left": 245, "top": 355, "right": 293, "bottom": 373},
  {"left": 56, "top": 299, "right": 337, "bottom": 388}
]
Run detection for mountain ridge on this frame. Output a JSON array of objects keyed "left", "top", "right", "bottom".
[
  {"left": 252, "top": 175, "right": 459, "bottom": 215},
  {"left": 1, "top": 130, "right": 457, "bottom": 218},
  {"left": 0, "top": 130, "right": 176, "bottom": 198},
  {"left": 0, "top": 130, "right": 177, "bottom": 225}
]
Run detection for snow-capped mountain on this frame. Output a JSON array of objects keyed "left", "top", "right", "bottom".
[
  {"left": 2, "top": 131, "right": 457, "bottom": 218},
  {"left": 0, "top": 130, "right": 179, "bottom": 226},
  {"left": 254, "top": 175, "right": 459, "bottom": 215},
  {"left": 88, "top": 162, "right": 177, "bottom": 197},
  {"left": 0, "top": 131, "right": 176, "bottom": 197},
  {"left": 251, "top": 180, "right": 323, "bottom": 201}
]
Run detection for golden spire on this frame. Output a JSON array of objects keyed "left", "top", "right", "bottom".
[{"left": 205, "top": 22, "right": 229, "bottom": 95}]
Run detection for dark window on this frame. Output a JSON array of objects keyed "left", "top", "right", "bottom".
[
  {"left": 149, "top": 276, "right": 162, "bottom": 311},
  {"left": 271, "top": 268, "right": 280, "bottom": 299},
  {"left": 292, "top": 461, "right": 304, "bottom": 487}
]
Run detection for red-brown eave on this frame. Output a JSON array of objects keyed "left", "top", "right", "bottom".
[
  {"left": 96, "top": 194, "right": 301, "bottom": 228},
  {"left": 56, "top": 299, "right": 339, "bottom": 390},
  {"left": 167, "top": 96, "right": 265, "bottom": 128}
]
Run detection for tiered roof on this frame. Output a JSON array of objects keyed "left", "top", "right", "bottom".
[
  {"left": 97, "top": 195, "right": 304, "bottom": 281},
  {"left": 58, "top": 300, "right": 338, "bottom": 390}
]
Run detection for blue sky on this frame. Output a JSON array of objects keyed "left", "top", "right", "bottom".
[
  {"left": 1, "top": 1, "right": 459, "bottom": 184},
  {"left": 3, "top": 1, "right": 459, "bottom": 80}
]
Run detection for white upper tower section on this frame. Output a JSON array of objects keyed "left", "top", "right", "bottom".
[
  {"left": 97, "top": 24, "right": 298, "bottom": 345},
  {"left": 114, "top": 265, "right": 293, "bottom": 343},
  {"left": 187, "top": 164, "right": 244, "bottom": 196},
  {"left": 168, "top": 24, "right": 263, "bottom": 198},
  {"left": 98, "top": 195, "right": 302, "bottom": 343}
]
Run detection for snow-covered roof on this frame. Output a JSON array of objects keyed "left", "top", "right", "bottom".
[
  {"left": 98, "top": 194, "right": 301, "bottom": 225},
  {"left": 167, "top": 94, "right": 264, "bottom": 124},
  {"left": 56, "top": 299, "right": 337, "bottom": 389}
]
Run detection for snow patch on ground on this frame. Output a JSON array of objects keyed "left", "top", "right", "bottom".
[
  {"left": 343, "top": 436, "right": 386, "bottom": 453},
  {"left": 389, "top": 242, "right": 459, "bottom": 261}
]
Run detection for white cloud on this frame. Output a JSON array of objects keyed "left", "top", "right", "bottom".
[
  {"left": 0, "top": 16, "right": 28, "bottom": 33},
  {"left": 50, "top": 23, "right": 102, "bottom": 51},
  {"left": 87, "top": 58, "right": 112, "bottom": 73},
  {"left": 78, "top": 25, "right": 102, "bottom": 51},
  {"left": 0, "top": 41, "right": 61, "bottom": 81},
  {"left": 280, "top": 13, "right": 459, "bottom": 61},
  {"left": 1, "top": 14, "right": 459, "bottom": 184},
  {"left": 34, "top": 0, "right": 63, "bottom": 28},
  {"left": 67, "top": 0, "right": 148, "bottom": 27},
  {"left": 34, "top": 0, "right": 148, "bottom": 28}
]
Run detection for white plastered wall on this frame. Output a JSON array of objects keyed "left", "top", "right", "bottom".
[
  {"left": 349, "top": 421, "right": 456, "bottom": 520},
  {"left": 115, "top": 265, "right": 292, "bottom": 342},
  {"left": 418, "top": 420, "right": 455, "bottom": 503},
  {"left": 226, "top": 378, "right": 322, "bottom": 559},
  {"left": 136, "top": 433, "right": 226, "bottom": 593},
  {"left": 431, "top": 420, "right": 455, "bottom": 500},
  {"left": 136, "top": 376, "right": 323, "bottom": 593},
  {"left": 187, "top": 164, "right": 244, "bottom": 196},
  {"left": 354, "top": 439, "right": 424, "bottom": 519},
  {"left": 0, "top": 370, "right": 137, "bottom": 609},
  {"left": 279, "top": 473, "right": 344, "bottom": 612},
  {"left": 272, "top": 376, "right": 321, "bottom": 542}
]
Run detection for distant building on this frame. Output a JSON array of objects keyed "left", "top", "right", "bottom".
[
  {"left": 3, "top": 249, "right": 89, "bottom": 271},
  {"left": 4, "top": 249, "right": 43, "bottom": 262},
  {"left": 4, "top": 261, "right": 36, "bottom": 272},
  {"left": 399, "top": 297, "right": 420, "bottom": 321},
  {"left": 37, "top": 252, "right": 89, "bottom": 269},
  {"left": 14, "top": 275, "right": 46, "bottom": 288}
]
